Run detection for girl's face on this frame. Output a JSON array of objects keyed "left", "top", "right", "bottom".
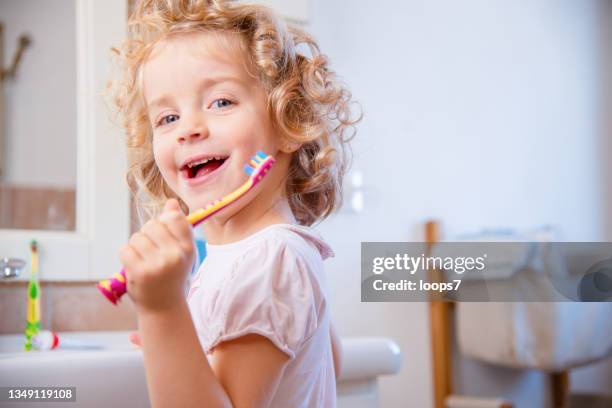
[{"left": 142, "top": 32, "right": 280, "bottom": 212}]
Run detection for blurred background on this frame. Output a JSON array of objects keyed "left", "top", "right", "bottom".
[
  {"left": 0, "top": 1, "right": 610, "bottom": 407},
  {"left": 310, "top": 0, "right": 612, "bottom": 406}
]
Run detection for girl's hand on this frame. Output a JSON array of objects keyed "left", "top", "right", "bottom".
[
  {"left": 129, "top": 331, "right": 142, "bottom": 348},
  {"left": 118, "top": 199, "right": 195, "bottom": 314}
]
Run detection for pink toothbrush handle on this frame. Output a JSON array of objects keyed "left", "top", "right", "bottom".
[{"left": 96, "top": 269, "right": 127, "bottom": 305}]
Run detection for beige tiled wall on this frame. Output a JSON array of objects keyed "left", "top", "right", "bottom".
[
  {"left": 0, "top": 281, "right": 138, "bottom": 334},
  {"left": 0, "top": 184, "right": 76, "bottom": 231}
]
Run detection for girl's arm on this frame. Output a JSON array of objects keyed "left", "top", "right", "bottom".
[
  {"left": 122, "top": 200, "right": 289, "bottom": 407},
  {"left": 139, "top": 300, "right": 289, "bottom": 408},
  {"left": 209, "top": 333, "right": 290, "bottom": 407},
  {"left": 138, "top": 302, "right": 230, "bottom": 408},
  {"left": 330, "top": 320, "right": 342, "bottom": 378}
]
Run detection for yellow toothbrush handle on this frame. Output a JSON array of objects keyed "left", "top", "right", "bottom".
[{"left": 187, "top": 179, "right": 253, "bottom": 226}]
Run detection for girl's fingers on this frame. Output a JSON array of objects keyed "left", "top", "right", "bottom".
[
  {"left": 141, "top": 219, "right": 176, "bottom": 249},
  {"left": 128, "top": 231, "right": 158, "bottom": 256},
  {"left": 159, "top": 210, "right": 193, "bottom": 244},
  {"left": 163, "top": 198, "right": 182, "bottom": 213},
  {"left": 118, "top": 243, "right": 143, "bottom": 267},
  {"left": 159, "top": 199, "right": 193, "bottom": 245}
]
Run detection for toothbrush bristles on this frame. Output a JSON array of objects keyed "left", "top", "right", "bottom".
[{"left": 241, "top": 151, "right": 275, "bottom": 179}]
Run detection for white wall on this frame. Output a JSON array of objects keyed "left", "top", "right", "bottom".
[
  {"left": 310, "top": 0, "right": 611, "bottom": 407},
  {"left": 571, "top": 0, "right": 612, "bottom": 398},
  {"left": 1, "top": 0, "right": 76, "bottom": 187},
  {"left": 598, "top": 0, "right": 612, "bottom": 260}
]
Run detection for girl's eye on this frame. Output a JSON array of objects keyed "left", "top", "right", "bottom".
[
  {"left": 157, "top": 114, "right": 179, "bottom": 127},
  {"left": 210, "top": 98, "right": 234, "bottom": 110}
]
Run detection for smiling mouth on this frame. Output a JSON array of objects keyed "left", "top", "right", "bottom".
[{"left": 180, "top": 156, "right": 228, "bottom": 180}]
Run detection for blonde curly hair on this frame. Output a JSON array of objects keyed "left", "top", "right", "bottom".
[{"left": 111, "top": 0, "right": 360, "bottom": 226}]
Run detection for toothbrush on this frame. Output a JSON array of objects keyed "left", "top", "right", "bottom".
[
  {"left": 24, "top": 240, "right": 41, "bottom": 351},
  {"left": 32, "top": 330, "right": 104, "bottom": 351},
  {"left": 96, "top": 150, "right": 275, "bottom": 305}
]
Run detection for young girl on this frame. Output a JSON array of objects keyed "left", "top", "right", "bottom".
[{"left": 112, "top": 0, "right": 358, "bottom": 406}]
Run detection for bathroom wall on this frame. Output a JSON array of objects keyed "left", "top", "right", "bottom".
[
  {"left": 309, "top": 0, "right": 611, "bottom": 407},
  {"left": 0, "top": 188, "right": 149, "bottom": 333},
  {"left": 0, "top": 282, "right": 137, "bottom": 334},
  {"left": 571, "top": 0, "right": 612, "bottom": 396},
  {"left": 599, "top": 0, "right": 612, "bottom": 258},
  {"left": 0, "top": 184, "right": 75, "bottom": 230}
]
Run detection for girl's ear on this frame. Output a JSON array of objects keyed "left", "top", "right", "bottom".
[{"left": 279, "top": 138, "right": 301, "bottom": 153}]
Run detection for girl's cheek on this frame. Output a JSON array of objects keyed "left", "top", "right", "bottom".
[
  {"left": 234, "top": 126, "right": 265, "bottom": 151},
  {"left": 152, "top": 141, "right": 163, "bottom": 170},
  {"left": 152, "top": 140, "right": 176, "bottom": 180}
]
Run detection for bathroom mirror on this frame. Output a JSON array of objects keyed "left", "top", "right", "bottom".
[
  {"left": 0, "top": 0, "right": 130, "bottom": 281},
  {"left": 0, "top": 0, "right": 77, "bottom": 231}
]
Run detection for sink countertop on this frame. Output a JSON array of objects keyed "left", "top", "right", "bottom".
[{"left": 0, "top": 331, "right": 138, "bottom": 357}]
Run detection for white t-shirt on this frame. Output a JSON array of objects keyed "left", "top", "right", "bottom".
[{"left": 187, "top": 223, "right": 337, "bottom": 408}]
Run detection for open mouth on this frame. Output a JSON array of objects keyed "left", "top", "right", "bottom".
[{"left": 180, "top": 155, "right": 229, "bottom": 180}]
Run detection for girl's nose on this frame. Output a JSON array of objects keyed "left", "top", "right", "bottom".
[
  {"left": 176, "top": 116, "right": 208, "bottom": 143},
  {"left": 178, "top": 130, "right": 207, "bottom": 143}
]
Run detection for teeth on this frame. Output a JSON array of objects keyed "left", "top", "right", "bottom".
[
  {"left": 185, "top": 156, "right": 226, "bottom": 168},
  {"left": 188, "top": 158, "right": 210, "bottom": 168}
]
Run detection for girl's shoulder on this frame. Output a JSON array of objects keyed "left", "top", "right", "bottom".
[
  {"left": 258, "top": 223, "right": 334, "bottom": 261},
  {"left": 242, "top": 224, "right": 334, "bottom": 275},
  {"left": 207, "top": 223, "right": 334, "bottom": 265}
]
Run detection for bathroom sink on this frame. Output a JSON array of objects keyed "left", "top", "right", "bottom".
[
  {"left": 0, "top": 331, "right": 149, "bottom": 407},
  {"left": 0, "top": 332, "right": 400, "bottom": 408}
]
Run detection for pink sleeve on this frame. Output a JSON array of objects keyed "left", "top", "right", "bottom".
[{"left": 201, "top": 239, "right": 321, "bottom": 359}]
